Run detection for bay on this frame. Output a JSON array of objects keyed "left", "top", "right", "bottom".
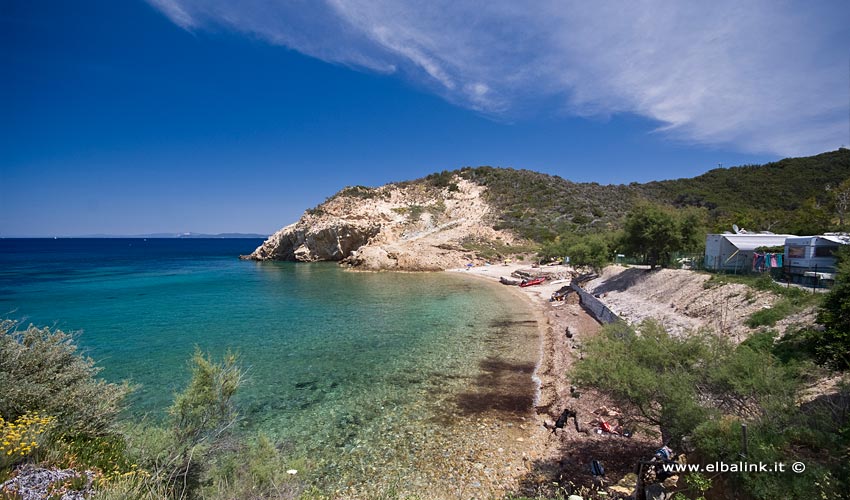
[{"left": 0, "top": 238, "right": 539, "bottom": 491}]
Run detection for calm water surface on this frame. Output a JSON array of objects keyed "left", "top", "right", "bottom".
[{"left": 0, "top": 238, "right": 539, "bottom": 491}]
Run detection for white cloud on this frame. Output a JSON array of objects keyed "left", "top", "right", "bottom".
[
  {"left": 148, "top": 0, "right": 850, "bottom": 156},
  {"left": 147, "top": 0, "right": 195, "bottom": 30}
]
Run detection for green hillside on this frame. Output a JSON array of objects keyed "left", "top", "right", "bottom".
[
  {"left": 638, "top": 149, "right": 850, "bottom": 233},
  {"left": 447, "top": 149, "right": 850, "bottom": 241},
  {"left": 455, "top": 166, "right": 639, "bottom": 241}
]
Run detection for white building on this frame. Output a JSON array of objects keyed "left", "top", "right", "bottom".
[{"left": 704, "top": 233, "right": 796, "bottom": 272}]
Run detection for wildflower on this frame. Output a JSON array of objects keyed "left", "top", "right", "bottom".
[{"left": 0, "top": 411, "right": 56, "bottom": 467}]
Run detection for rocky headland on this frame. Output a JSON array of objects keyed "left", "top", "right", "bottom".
[{"left": 243, "top": 177, "right": 521, "bottom": 271}]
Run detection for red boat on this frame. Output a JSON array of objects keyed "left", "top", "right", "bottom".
[{"left": 519, "top": 277, "right": 546, "bottom": 287}]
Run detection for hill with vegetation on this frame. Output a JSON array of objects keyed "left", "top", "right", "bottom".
[
  {"left": 454, "top": 167, "right": 639, "bottom": 241},
  {"left": 638, "top": 148, "right": 850, "bottom": 234},
  {"left": 451, "top": 149, "right": 850, "bottom": 241},
  {"left": 246, "top": 149, "right": 850, "bottom": 269}
]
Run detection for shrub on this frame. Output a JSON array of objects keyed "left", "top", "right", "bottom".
[
  {"left": 200, "top": 434, "right": 304, "bottom": 499},
  {"left": 572, "top": 320, "right": 718, "bottom": 444},
  {"left": 815, "top": 247, "right": 850, "bottom": 369},
  {"left": 745, "top": 300, "right": 795, "bottom": 327},
  {"left": 169, "top": 348, "right": 242, "bottom": 447},
  {"left": 572, "top": 319, "right": 848, "bottom": 498},
  {"left": 0, "top": 412, "right": 55, "bottom": 470},
  {"left": 0, "top": 320, "right": 132, "bottom": 438}
]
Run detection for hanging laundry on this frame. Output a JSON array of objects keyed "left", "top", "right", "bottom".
[
  {"left": 770, "top": 254, "right": 779, "bottom": 268},
  {"left": 754, "top": 253, "right": 766, "bottom": 271},
  {"left": 775, "top": 254, "right": 783, "bottom": 267}
]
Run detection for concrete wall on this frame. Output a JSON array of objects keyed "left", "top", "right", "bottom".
[{"left": 570, "top": 282, "right": 623, "bottom": 325}]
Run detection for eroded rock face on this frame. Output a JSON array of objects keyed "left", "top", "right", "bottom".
[
  {"left": 244, "top": 178, "right": 519, "bottom": 270},
  {"left": 247, "top": 220, "right": 381, "bottom": 262}
]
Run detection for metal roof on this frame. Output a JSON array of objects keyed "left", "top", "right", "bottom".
[
  {"left": 822, "top": 234, "right": 850, "bottom": 245},
  {"left": 786, "top": 235, "right": 850, "bottom": 246},
  {"left": 713, "top": 233, "right": 797, "bottom": 251}
]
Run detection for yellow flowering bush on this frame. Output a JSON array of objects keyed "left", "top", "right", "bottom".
[
  {"left": 93, "top": 462, "right": 150, "bottom": 488},
  {"left": 0, "top": 411, "right": 55, "bottom": 469}
]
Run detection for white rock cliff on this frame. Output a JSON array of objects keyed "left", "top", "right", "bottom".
[{"left": 244, "top": 178, "right": 518, "bottom": 270}]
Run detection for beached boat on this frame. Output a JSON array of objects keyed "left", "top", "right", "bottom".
[{"left": 519, "top": 277, "right": 546, "bottom": 287}]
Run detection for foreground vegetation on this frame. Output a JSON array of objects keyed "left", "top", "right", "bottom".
[
  {"left": 573, "top": 319, "right": 848, "bottom": 499},
  {"left": 567, "top": 249, "right": 850, "bottom": 499},
  {"left": 0, "top": 320, "right": 303, "bottom": 499}
]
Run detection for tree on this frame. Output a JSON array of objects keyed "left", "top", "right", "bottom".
[
  {"left": 815, "top": 247, "right": 850, "bottom": 369},
  {"left": 828, "top": 178, "right": 850, "bottom": 230},
  {"left": 566, "top": 234, "right": 612, "bottom": 271},
  {"left": 620, "top": 203, "right": 705, "bottom": 268},
  {"left": 539, "top": 231, "right": 619, "bottom": 271},
  {"left": 787, "top": 197, "right": 833, "bottom": 235},
  {"left": 713, "top": 207, "right": 788, "bottom": 234}
]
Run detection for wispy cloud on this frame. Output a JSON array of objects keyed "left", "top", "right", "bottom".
[{"left": 148, "top": 0, "right": 850, "bottom": 156}]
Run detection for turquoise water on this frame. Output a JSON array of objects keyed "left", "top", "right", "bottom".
[{"left": 1, "top": 238, "right": 539, "bottom": 491}]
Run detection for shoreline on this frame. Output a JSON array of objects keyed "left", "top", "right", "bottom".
[
  {"left": 448, "top": 262, "right": 600, "bottom": 409},
  {"left": 446, "top": 262, "right": 610, "bottom": 496}
]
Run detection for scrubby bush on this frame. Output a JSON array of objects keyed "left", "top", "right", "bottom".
[
  {"left": 745, "top": 301, "right": 796, "bottom": 327},
  {"left": 572, "top": 320, "right": 719, "bottom": 444},
  {"left": 571, "top": 319, "right": 848, "bottom": 499},
  {"left": 815, "top": 247, "right": 850, "bottom": 369},
  {"left": 0, "top": 320, "right": 132, "bottom": 438},
  {"left": 1, "top": 321, "right": 303, "bottom": 499},
  {"left": 170, "top": 349, "right": 242, "bottom": 447},
  {"left": 119, "top": 349, "right": 302, "bottom": 499}
]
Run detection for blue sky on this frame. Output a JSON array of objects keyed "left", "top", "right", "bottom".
[{"left": 2, "top": 0, "right": 848, "bottom": 236}]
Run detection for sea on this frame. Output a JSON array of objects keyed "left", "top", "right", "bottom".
[{"left": 0, "top": 238, "right": 539, "bottom": 492}]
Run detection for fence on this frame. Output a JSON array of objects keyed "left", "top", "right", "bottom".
[{"left": 702, "top": 258, "right": 835, "bottom": 289}]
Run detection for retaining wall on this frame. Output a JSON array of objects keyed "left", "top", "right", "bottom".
[{"left": 570, "top": 282, "right": 623, "bottom": 324}]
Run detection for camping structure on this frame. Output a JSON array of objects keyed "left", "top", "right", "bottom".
[
  {"left": 704, "top": 233, "right": 797, "bottom": 272},
  {"left": 784, "top": 234, "right": 850, "bottom": 284}
]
